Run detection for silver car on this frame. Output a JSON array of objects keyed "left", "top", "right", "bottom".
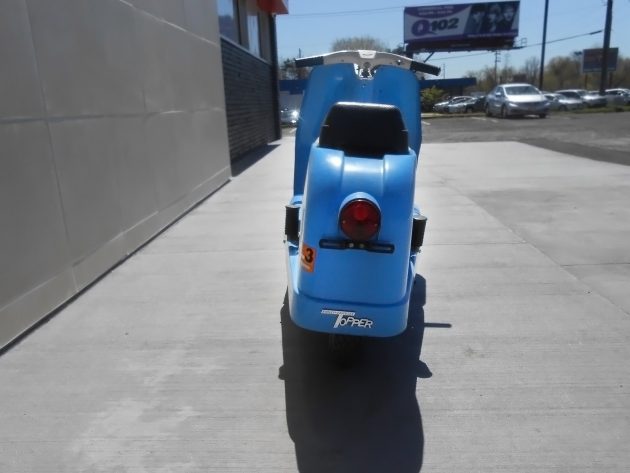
[
  {"left": 544, "top": 92, "right": 583, "bottom": 111},
  {"left": 485, "top": 83, "right": 549, "bottom": 118},
  {"left": 447, "top": 96, "right": 483, "bottom": 114},
  {"left": 433, "top": 96, "right": 470, "bottom": 113},
  {"left": 605, "top": 88, "right": 630, "bottom": 106},
  {"left": 555, "top": 89, "right": 607, "bottom": 108}
]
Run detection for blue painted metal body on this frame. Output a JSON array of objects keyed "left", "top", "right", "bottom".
[{"left": 286, "top": 62, "right": 424, "bottom": 338}]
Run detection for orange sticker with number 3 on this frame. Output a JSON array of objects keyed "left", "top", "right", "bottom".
[{"left": 300, "top": 243, "right": 316, "bottom": 272}]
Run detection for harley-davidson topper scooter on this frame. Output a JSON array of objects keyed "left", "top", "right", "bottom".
[{"left": 284, "top": 50, "right": 440, "bottom": 343}]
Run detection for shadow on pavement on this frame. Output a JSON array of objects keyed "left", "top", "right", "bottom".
[
  {"left": 279, "top": 275, "right": 430, "bottom": 473},
  {"left": 230, "top": 143, "right": 280, "bottom": 177}
]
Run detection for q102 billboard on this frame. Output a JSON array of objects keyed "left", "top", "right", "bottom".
[{"left": 404, "top": 1, "right": 520, "bottom": 52}]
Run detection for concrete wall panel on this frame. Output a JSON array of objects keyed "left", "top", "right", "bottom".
[
  {"left": 144, "top": 112, "right": 187, "bottom": 210},
  {"left": 0, "top": 123, "right": 72, "bottom": 306},
  {"left": 128, "top": 0, "right": 187, "bottom": 28},
  {"left": 1, "top": 0, "right": 232, "bottom": 349},
  {"left": 49, "top": 118, "right": 126, "bottom": 262},
  {"left": 135, "top": 13, "right": 190, "bottom": 112},
  {"left": 0, "top": 0, "right": 45, "bottom": 118},
  {"left": 183, "top": 0, "right": 220, "bottom": 41},
  {"left": 27, "top": 0, "right": 145, "bottom": 116},
  {"left": 113, "top": 118, "right": 159, "bottom": 231}
]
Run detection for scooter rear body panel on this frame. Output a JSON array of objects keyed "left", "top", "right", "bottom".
[{"left": 285, "top": 54, "right": 427, "bottom": 338}]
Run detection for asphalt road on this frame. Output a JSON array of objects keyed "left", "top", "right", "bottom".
[{"left": 421, "top": 112, "right": 630, "bottom": 166}]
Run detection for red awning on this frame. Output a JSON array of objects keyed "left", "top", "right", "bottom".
[{"left": 257, "top": 0, "right": 288, "bottom": 14}]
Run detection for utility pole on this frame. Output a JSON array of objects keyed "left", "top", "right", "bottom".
[
  {"left": 599, "top": 0, "right": 613, "bottom": 94},
  {"left": 494, "top": 50, "right": 500, "bottom": 85},
  {"left": 538, "top": 0, "right": 549, "bottom": 90}
]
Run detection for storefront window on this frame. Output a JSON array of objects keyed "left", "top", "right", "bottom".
[
  {"left": 218, "top": 0, "right": 270, "bottom": 61},
  {"left": 246, "top": 1, "right": 261, "bottom": 57},
  {"left": 217, "top": 0, "right": 239, "bottom": 43}
]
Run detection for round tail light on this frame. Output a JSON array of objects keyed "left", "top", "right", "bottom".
[{"left": 339, "top": 199, "right": 380, "bottom": 241}]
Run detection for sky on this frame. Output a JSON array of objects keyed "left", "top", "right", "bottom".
[{"left": 276, "top": 0, "right": 630, "bottom": 79}]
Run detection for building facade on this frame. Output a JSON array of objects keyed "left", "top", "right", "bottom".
[
  {"left": 0, "top": 0, "right": 287, "bottom": 350},
  {"left": 218, "top": 0, "right": 287, "bottom": 160}
]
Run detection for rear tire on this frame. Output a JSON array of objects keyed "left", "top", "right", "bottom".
[{"left": 328, "top": 334, "right": 362, "bottom": 366}]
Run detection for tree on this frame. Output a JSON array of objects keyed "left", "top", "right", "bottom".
[
  {"left": 546, "top": 56, "right": 579, "bottom": 90},
  {"left": 279, "top": 57, "right": 310, "bottom": 80},
  {"left": 464, "top": 52, "right": 630, "bottom": 93},
  {"left": 522, "top": 57, "right": 539, "bottom": 86},
  {"left": 420, "top": 86, "right": 445, "bottom": 112},
  {"left": 610, "top": 56, "right": 630, "bottom": 87},
  {"left": 467, "top": 66, "right": 497, "bottom": 91},
  {"left": 331, "top": 36, "right": 389, "bottom": 52},
  {"left": 279, "top": 58, "right": 298, "bottom": 80}
]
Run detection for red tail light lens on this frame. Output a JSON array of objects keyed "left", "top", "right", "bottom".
[{"left": 339, "top": 199, "right": 380, "bottom": 241}]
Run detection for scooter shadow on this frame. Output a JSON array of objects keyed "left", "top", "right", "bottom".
[{"left": 279, "top": 275, "right": 429, "bottom": 473}]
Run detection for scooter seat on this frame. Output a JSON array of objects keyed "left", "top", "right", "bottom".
[{"left": 319, "top": 102, "right": 408, "bottom": 157}]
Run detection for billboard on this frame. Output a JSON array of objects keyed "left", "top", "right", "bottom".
[
  {"left": 404, "top": 1, "right": 520, "bottom": 52},
  {"left": 582, "top": 48, "right": 619, "bottom": 73}
]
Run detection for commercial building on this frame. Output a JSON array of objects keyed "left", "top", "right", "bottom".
[{"left": 0, "top": 0, "right": 287, "bottom": 349}]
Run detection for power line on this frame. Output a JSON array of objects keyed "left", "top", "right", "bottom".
[
  {"left": 429, "top": 30, "right": 603, "bottom": 62},
  {"left": 281, "top": 1, "right": 445, "bottom": 18},
  {"left": 284, "top": 5, "right": 407, "bottom": 18},
  {"left": 281, "top": 2, "right": 606, "bottom": 19}
]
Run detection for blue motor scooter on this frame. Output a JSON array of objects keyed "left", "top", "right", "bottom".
[{"left": 284, "top": 50, "right": 439, "bottom": 350}]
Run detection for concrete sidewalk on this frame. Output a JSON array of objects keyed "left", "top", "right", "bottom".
[{"left": 1, "top": 138, "right": 629, "bottom": 472}]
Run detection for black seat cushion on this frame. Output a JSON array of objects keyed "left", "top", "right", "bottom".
[{"left": 319, "top": 102, "right": 408, "bottom": 157}]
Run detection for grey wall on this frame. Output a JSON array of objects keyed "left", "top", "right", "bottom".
[{"left": 0, "top": 0, "right": 231, "bottom": 349}]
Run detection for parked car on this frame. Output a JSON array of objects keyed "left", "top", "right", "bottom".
[
  {"left": 543, "top": 92, "right": 583, "bottom": 111},
  {"left": 447, "top": 96, "right": 485, "bottom": 113},
  {"left": 280, "top": 108, "right": 300, "bottom": 126},
  {"left": 605, "top": 88, "right": 630, "bottom": 105},
  {"left": 485, "top": 83, "right": 549, "bottom": 118},
  {"left": 433, "top": 96, "right": 470, "bottom": 113},
  {"left": 555, "top": 89, "right": 607, "bottom": 108}
]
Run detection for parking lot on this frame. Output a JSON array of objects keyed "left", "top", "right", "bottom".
[
  {"left": 422, "top": 111, "right": 630, "bottom": 166},
  {"left": 2, "top": 116, "right": 630, "bottom": 472}
]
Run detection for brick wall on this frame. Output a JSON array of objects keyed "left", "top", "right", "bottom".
[{"left": 221, "top": 39, "right": 280, "bottom": 160}]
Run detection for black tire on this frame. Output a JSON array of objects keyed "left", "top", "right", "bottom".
[
  {"left": 500, "top": 105, "right": 508, "bottom": 118},
  {"left": 560, "top": 105, "right": 567, "bottom": 112},
  {"left": 485, "top": 105, "right": 492, "bottom": 117},
  {"left": 539, "top": 113, "right": 547, "bottom": 118},
  {"left": 328, "top": 334, "right": 362, "bottom": 366}
]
